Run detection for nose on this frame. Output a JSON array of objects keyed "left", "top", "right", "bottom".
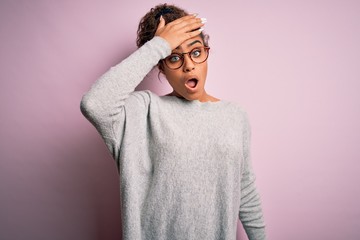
[{"left": 182, "top": 54, "right": 195, "bottom": 72}]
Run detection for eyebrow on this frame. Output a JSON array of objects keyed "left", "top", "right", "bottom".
[
  {"left": 188, "top": 40, "right": 202, "bottom": 47},
  {"left": 175, "top": 40, "right": 203, "bottom": 50}
]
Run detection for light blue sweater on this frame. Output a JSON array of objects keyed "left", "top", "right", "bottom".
[{"left": 80, "top": 36, "right": 266, "bottom": 240}]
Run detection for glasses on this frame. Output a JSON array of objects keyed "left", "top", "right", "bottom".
[{"left": 162, "top": 47, "right": 210, "bottom": 70}]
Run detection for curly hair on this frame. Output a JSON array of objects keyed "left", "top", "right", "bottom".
[{"left": 136, "top": 3, "right": 209, "bottom": 48}]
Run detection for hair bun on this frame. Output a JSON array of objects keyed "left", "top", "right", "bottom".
[{"left": 155, "top": 8, "right": 174, "bottom": 19}]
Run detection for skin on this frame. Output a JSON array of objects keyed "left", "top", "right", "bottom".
[{"left": 155, "top": 15, "right": 220, "bottom": 102}]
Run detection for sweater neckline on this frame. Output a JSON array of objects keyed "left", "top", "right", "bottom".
[{"left": 162, "top": 95, "right": 226, "bottom": 110}]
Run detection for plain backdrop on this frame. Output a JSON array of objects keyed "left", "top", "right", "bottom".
[{"left": 1, "top": 0, "right": 359, "bottom": 239}]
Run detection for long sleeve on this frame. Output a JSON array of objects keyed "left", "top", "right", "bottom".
[
  {"left": 80, "top": 37, "right": 171, "bottom": 162},
  {"left": 239, "top": 113, "right": 266, "bottom": 240}
]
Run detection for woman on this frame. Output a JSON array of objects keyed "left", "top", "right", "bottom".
[{"left": 81, "top": 3, "right": 266, "bottom": 240}]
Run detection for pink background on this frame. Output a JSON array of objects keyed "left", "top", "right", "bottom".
[{"left": 1, "top": 0, "right": 359, "bottom": 239}]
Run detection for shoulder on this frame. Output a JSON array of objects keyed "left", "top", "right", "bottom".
[
  {"left": 220, "top": 100, "right": 251, "bottom": 131},
  {"left": 221, "top": 100, "right": 249, "bottom": 117}
]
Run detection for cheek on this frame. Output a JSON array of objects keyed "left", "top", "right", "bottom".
[
  {"left": 200, "top": 63, "right": 208, "bottom": 79},
  {"left": 167, "top": 77, "right": 182, "bottom": 90},
  {"left": 164, "top": 70, "right": 180, "bottom": 84}
]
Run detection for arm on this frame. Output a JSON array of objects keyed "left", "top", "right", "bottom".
[
  {"left": 80, "top": 36, "right": 171, "bottom": 160},
  {"left": 239, "top": 113, "right": 266, "bottom": 240},
  {"left": 80, "top": 15, "right": 205, "bottom": 163}
]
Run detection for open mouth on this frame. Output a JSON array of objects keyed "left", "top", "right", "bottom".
[{"left": 185, "top": 78, "right": 198, "bottom": 89}]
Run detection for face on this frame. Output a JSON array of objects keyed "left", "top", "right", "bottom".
[{"left": 161, "top": 36, "right": 209, "bottom": 101}]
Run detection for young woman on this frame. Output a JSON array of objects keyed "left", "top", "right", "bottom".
[{"left": 81, "top": 3, "right": 266, "bottom": 240}]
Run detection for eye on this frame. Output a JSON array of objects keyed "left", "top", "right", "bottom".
[
  {"left": 168, "top": 54, "right": 181, "bottom": 63},
  {"left": 191, "top": 49, "right": 202, "bottom": 58}
]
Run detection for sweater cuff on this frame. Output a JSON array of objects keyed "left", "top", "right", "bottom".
[{"left": 150, "top": 36, "right": 172, "bottom": 59}]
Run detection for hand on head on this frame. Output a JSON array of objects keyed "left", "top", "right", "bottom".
[{"left": 155, "top": 15, "right": 205, "bottom": 50}]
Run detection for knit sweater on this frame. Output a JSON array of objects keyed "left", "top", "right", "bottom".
[{"left": 80, "top": 36, "right": 266, "bottom": 240}]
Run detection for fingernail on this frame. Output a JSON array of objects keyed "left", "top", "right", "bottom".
[
  {"left": 198, "top": 27, "right": 204, "bottom": 32},
  {"left": 201, "top": 18, "right": 207, "bottom": 23},
  {"left": 192, "top": 13, "right": 198, "bottom": 17},
  {"left": 160, "top": 15, "right": 163, "bottom": 20}
]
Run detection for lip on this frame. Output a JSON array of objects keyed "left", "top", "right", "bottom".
[{"left": 184, "top": 76, "right": 199, "bottom": 93}]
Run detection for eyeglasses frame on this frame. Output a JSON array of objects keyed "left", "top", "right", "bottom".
[{"left": 162, "top": 47, "right": 211, "bottom": 70}]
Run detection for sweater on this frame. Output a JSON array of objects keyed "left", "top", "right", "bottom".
[{"left": 80, "top": 36, "right": 266, "bottom": 240}]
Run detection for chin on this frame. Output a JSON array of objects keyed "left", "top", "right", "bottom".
[{"left": 172, "top": 87, "right": 205, "bottom": 101}]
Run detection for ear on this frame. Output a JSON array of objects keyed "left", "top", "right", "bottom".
[
  {"left": 157, "top": 63, "right": 166, "bottom": 82},
  {"left": 157, "top": 62, "right": 165, "bottom": 73}
]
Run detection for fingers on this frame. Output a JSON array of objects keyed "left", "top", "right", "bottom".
[
  {"left": 167, "top": 14, "right": 197, "bottom": 26},
  {"left": 174, "top": 17, "right": 205, "bottom": 41},
  {"left": 154, "top": 14, "right": 207, "bottom": 50},
  {"left": 182, "top": 19, "right": 205, "bottom": 33},
  {"left": 155, "top": 15, "right": 196, "bottom": 36},
  {"left": 169, "top": 15, "right": 204, "bottom": 32}
]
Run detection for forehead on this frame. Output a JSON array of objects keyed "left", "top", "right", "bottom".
[{"left": 176, "top": 36, "right": 204, "bottom": 51}]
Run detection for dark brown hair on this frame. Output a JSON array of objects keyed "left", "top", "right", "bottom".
[{"left": 136, "top": 3, "right": 209, "bottom": 48}]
